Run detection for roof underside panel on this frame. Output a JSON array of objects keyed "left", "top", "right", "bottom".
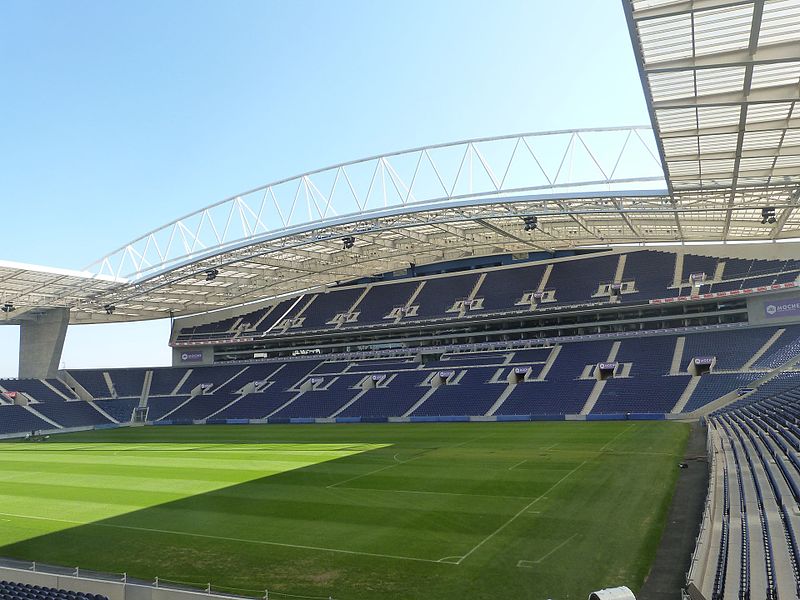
[{"left": 627, "top": 0, "right": 800, "bottom": 239}]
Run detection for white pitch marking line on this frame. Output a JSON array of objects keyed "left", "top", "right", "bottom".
[
  {"left": 532, "top": 533, "right": 578, "bottom": 564},
  {"left": 333, "top": 485, "right": 532, "bottom": 500},
  {"left": 326, "top": 456, "right": 420, "bottom": 489},
  {"left": 327, "top": 434, "right": 493, "bottom": 489},
  {"left": 0, "top": 511, "right": 446, "bottom": 565},
  {"left": 542, "top": 443, "right": 558, "bottom": 451},
  {"left": 456, "top": 461, "right": 588, "bottom": 565},
  {"left": 600, "top": 424, "right": 636, "bottom": 453},
  {"left": 508, "top": 459, "right": 527, "bottom": 471}
]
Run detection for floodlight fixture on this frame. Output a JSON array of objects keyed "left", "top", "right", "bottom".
[{"left": 522, "top": 216, "right": 538, "bottom": 232}]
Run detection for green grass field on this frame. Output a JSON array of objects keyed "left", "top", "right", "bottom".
[{"left": 0, "top": 422, "right": 688, "bottom": 600}]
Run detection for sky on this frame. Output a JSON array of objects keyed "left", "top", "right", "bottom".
[{"left": 0, "top": 0, "right": 650, "bottom": 377}]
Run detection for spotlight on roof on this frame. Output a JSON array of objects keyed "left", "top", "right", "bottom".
[
  {"left": 342, "top": 236, "right": 356, "bottom": 249},
  {"left": 1, "top": 302, "right": 15, "bottom": 313},
  {"left": 522, "top": 216, "right": 538, "bottom": 232},
  {"left": 103, "top": 304, "right": 115, "bottom": 315},
  {"left": 761, "top": 207, "right": 777, "bottom": 224},
  {"left": 205, "top": 268, "right": 219, "bottom": 281}
]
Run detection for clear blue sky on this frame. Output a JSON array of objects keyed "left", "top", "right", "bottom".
[{"left": 0, "top": 0, "right": 650, "bottom": 376}]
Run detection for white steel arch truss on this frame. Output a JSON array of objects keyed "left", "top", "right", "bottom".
[{"left": 87, "top": 127, "right": 665, "bottom": 283}]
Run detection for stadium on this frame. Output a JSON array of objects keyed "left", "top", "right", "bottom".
[{"left": 1, "top": 1, "right": 800, "bottom": 599}]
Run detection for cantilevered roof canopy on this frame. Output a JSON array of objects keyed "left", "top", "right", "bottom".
[
  {"left": 2, "top": 1, "right": 800, "bottom": 324},
  {"left": 625, "top": 0, "right": 800, "bottom": 238},
  {"left": 0, "top": 260, "right": 124, "bottom": 323}
]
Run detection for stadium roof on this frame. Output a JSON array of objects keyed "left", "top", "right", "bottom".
[
  {"left": 2, "top": 0, "right": 800, "bottom": 324},
  {"left": 625, "top": 0, "right": 800, "bottom": 236}
]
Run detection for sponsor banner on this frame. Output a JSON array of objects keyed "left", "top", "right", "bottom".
[
  {"left": 650, "top": 281, "right": 797, "bottom": 304},
  {"left": 693, "top": 356, "right": 714, "bottom": 366},
  {"left": 597, "top": 362, "right": 618, "bottom": 371},
  {"left": 514, "top": 366, "right": 532, "bottom": 375},
  {"left": 438, "top": 370, "right": 455, "bottom": 379},
  {"left": 764, "top": 297, "right": 800, "bottom": 319},
  {"left": 371, "top": 374, "right": 386, "bottom": 381},
  {"left": 310, "top": 377, "right": 324, "bottom": 384},
  {"left": 180, "top": 351, "right": 204, "bottom": 363}
]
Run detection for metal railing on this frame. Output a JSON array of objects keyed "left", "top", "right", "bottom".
[{"left": 0, "top": 558, "right": 339, "bottom": 600}]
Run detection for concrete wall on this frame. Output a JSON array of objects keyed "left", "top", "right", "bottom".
[{"left": 18, "top": 308, "right": 69, "bottom": 379}]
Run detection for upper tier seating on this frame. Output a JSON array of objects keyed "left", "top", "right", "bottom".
[
  {"left": 175, "top": 249, "right": 800, "bottom": 342},
  {"left": 621, "top": 250, "right": 676, "bottom": 302},
  {"left": 407, "top": 273, "right": 479, "bottom": 319},
  {"left": 478, "top": 263, "right": 547, "bottom": 311},
  {"left": 545, "top": 254, "right": 618, "bottom": 304},
  {"left": 343, "top": 280, "right": 418, "bottom": 327},
  {"left": 300, "top": 288, "right": 364, "bottom": 329}
]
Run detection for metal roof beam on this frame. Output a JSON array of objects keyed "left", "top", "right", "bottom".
[
  {"left": 473, "top": 218, "right": 554, "bottom": 251},
  {"left": 666, "top": 144, "right": 800, "bottom": 162},
  {"left": 771, "top": 187, "right": 800, "bottom": 239},
  {"left": 647, "top": 40, "right": 800, "bottom": 73},
  {"left": 632, "top": 0, "right": 753, "bottom": 21},
  {"left": 654, "top": 84, "right": 800, "bottom": 109},
  {"left": 659, "top": 117, "right": 800, "bottom": 138}
]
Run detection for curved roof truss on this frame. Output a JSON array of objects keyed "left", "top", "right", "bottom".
[{"left": 87, "top": 127, "right": 664, "bottom": 282}]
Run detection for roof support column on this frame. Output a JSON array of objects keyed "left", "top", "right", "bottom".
[{"left": 18, "top": 307, "right": 69, "bottom": 379}]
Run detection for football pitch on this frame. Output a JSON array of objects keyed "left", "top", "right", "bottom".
[{"left": 0, "top": 422, "right": 689, "bottom": 600}]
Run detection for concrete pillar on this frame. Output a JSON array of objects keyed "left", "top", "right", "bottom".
[{"left": 19, "top": 308, "right": 69, "bottom": 379}]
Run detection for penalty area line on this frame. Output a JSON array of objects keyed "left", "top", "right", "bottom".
[
  {"left": 456, "top": 460, "right": 588, "bottom": 565},
  {"left": 0, "top": 511, "right": 447, "bottom": 566},
  {"left": 532, "top": 533, "right": 578, "bottom": 564}
]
